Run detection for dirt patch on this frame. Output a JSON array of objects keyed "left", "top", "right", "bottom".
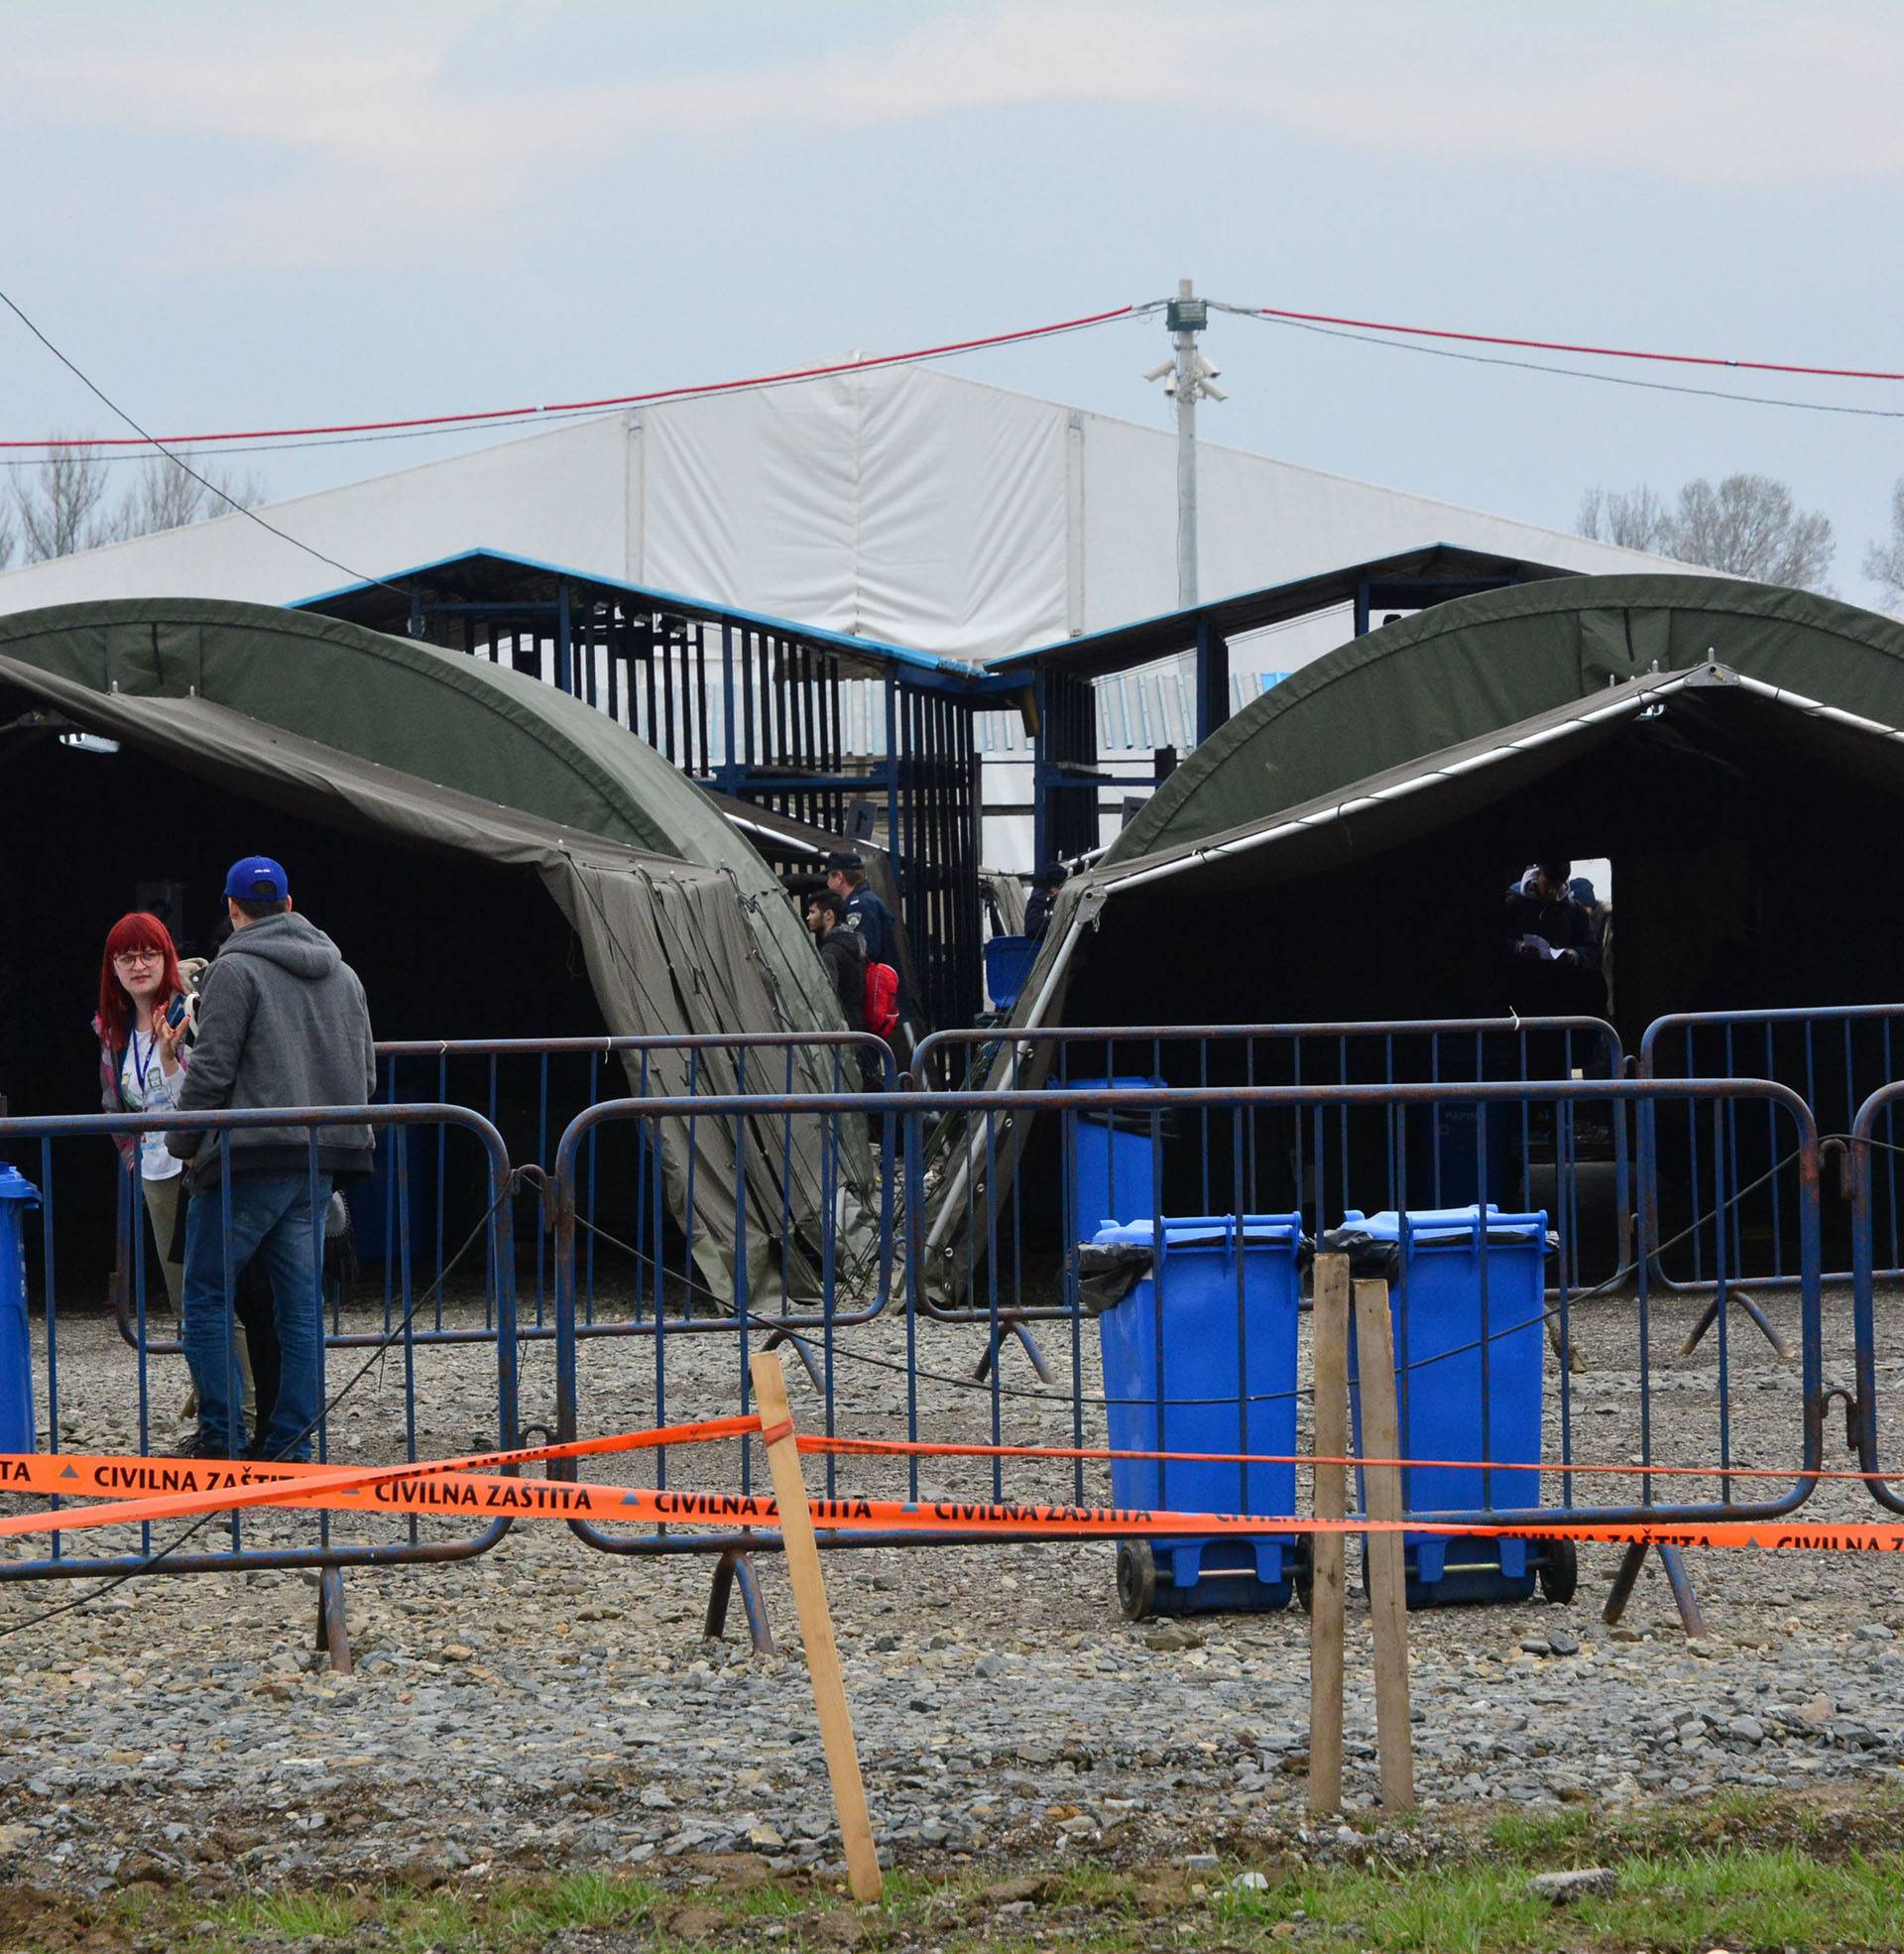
[{"left": 0, "top": 1885, "right": 134, "bottom": 1954}]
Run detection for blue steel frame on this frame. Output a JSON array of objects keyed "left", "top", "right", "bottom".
[{"left": 2, "top": 1102, "right": 519, "bottom": 1582}]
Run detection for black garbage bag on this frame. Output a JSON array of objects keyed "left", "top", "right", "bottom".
[
  {"left": 1315, "top": 1226, "right": 1402, "bottom": 1283},
  {"left": 1075, "top": 1240, "right": 1153, "bottom": 1316}
]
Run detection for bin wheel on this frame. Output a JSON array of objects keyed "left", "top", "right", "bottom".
[
  {"left": 1538, "top": 1537, "right": 1578, "bottom": 1606},
  {"left": 1117, "top": 1540, "right": 1157, "bottom": 1620}
]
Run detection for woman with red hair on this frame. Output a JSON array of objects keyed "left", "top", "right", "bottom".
[
  {"left": 93, "top": 914, "right": 196, "bottom": 1317},
  {"left": 93, "top": 914, "right": 255, "bottom": 1425}
]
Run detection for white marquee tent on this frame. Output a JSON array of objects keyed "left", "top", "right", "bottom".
[{"left": 0, "top": 364, "right": 1690, "bottom": 864}]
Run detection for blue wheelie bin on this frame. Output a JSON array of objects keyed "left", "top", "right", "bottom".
[
  {"left": 1341, "top": 1204, "right": 1570, "bottom": 1606},
  {"left": 983, "top": 934, "right": 1038, "bottom": 1011},
  {"left": 1067, "top": 1075, "right": 1167, "bottom": 1228},
  {"left": 0, "top": 1165, "right": 40, "bottom": 1453},
  {"left": 1091, "top": 1212, "right": 1304, "bottom": 1618}
]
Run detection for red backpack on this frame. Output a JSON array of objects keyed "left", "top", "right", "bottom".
[{"left": 863, "top": 959, "right": 900, "bottom": 1039}]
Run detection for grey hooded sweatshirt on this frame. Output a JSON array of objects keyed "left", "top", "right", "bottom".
[{"left": 167, "top": 914, "right": 377, "bottom": 1186}]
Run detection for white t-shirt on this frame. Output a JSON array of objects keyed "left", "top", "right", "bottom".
[{"left": 120, "top": 1032, "right": 184, "bottom": 1182}]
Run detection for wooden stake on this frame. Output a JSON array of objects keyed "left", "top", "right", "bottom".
[
  {"left": 750, "top": 1351, "right": 884, "bottom": 1902},
  {"left": 1352, "top": 1277, "right": 1416, "bottom": 1812},
  {"left": 1307, "top": 1254, "right": 1350, "bottom": 1813}
]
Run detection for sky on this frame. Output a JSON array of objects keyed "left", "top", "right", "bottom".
[{"left": 4, "top": 0, "right": 1902, "bottom": 603}]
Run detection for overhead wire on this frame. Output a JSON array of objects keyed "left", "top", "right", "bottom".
[
  {"left": 1248, "top": 304, "right": 1904, "bottom": 385},
  {"left": 0, "top": 284, "right": 409, "bottom": 595},
  {"left": 1220, "top": 303, "right": 1904, "bottom": 423},
  {"left": 1, "top": 303, "right": 1161, "bottom": 454}
]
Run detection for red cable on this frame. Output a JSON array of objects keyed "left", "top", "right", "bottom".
[
  {"left": 1, "top": 304, "right": 1141, "bottom": 451},
  {"left": 1257, "top": 305, "right": 1904, "bottom": 384}
]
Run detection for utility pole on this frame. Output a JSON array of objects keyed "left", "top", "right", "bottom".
[{"left": 1147, "top": 278, "right": 1226, "bottom": 609}]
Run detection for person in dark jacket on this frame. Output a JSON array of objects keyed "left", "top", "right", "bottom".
[
  {"left": 1503, "top": 857, "right": 1606, "bottom": 1017},
  {"left": 1024, "top": 864, "right": 1067, "bottom": 944},
  {"left": 806, "top": 892, "right": 884, "bottom": 1096},
  {"left": 169, "top": 856, "right": 376, "bottom": 1461},
  {"left": 825, "top": 851, "right": 895, "bottom": 969}
]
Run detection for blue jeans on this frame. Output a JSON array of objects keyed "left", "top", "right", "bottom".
[{"left": 181, "top": 1170, "right": 330, "bottom": 1459}]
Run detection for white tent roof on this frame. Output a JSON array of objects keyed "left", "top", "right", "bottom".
[{"left": 0, "top": 366, "right": 1687, "bottom": 662}]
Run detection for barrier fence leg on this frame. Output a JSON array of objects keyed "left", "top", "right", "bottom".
[
  {"left": 973, "top": 1316, "right": 1055, "bottom": 1387},
  {"left": 1308, "top": 1253, "right": 1350, "bottom": 1814},
  {"left": 315, "top": 1565, "right": 352, "bottom": 1675},
  {"left": 762, "top": 1328, "right": 827, "bottom": 1396},
  {"left": 750, "top": 1350, "right": 883, "bottom": 1903},
  {"left": 1602, "top": 1541, "right": 1645, "bottom": 1627},
  {"left": 1679, "top": 1288, "right": 1792, "bottom": 1362},
  {"left": 1602, "top": 1541, "right": 1707, "bottom": 1642},
  {"left": 1657, "top": 1545, "right": 1708, "bottom": 1640},
  {"left": 1353, "top": 1277, "right": 1416, "bottom": 1813},
  {"left": 704, "top": 1547, "right": 777, "bottom": 1656}
]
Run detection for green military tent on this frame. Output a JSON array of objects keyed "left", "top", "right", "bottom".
[
  {"left": 923, "top": 575, "right": 1904, "bottom": 1274},
  {"left": 1018, "top": 574, "right": 1904, "bottom": 1038},
  {"left": 0, "top": 598, "right": 873, "bottom": 1299}
]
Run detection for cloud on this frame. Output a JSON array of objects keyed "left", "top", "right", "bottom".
[{"left": 7, "top": 3, "right": 1901, "bottom": 272}]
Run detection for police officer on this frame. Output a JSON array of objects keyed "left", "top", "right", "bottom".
[{"left": 825, "top": 851, "right": 895, "bottom": 969}]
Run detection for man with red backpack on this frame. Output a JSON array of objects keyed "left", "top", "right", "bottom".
[{"left": 805, "top": 892, "right": 889, "bottom": 1098}]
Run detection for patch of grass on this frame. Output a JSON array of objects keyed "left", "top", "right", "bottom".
[
  {"left": 1482, "top": 1804, "right": 1597, "bottom": 1861},
  {"left": 1196, "top": 1838, "right": 1904, "bottom": 1954},
  {"left": 67, "top": 1791, "right": 1904, "bottom": 1954},
  {"left": 486, "top": 1867, "right": 649, "bottom": 1940},
  {"left": 214, "top": 1889, "right": 369, "bottom": 1942}
]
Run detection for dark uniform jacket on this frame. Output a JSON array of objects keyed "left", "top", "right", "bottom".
[{"left": 842, "top": 886, "right": 894, "bottom": 968}]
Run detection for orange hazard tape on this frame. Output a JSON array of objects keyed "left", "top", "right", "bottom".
[
  {"left": 0, "top": 1413, "right": 760, "bottom": 1542},
  {"left": 4, "top": 1448, "right": 1904, "bottom": 1554},
  {"left": 793, "top": 1435, "right": 1902, "bottom": 1485}
]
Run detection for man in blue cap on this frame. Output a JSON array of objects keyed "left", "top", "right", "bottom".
[{"left": 168, "top": 856, "right": 376, "bottom": 1461}]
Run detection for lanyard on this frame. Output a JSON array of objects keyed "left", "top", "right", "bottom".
[{"left": 130, "top": 1029, "right": 160, "bottom": 1100}]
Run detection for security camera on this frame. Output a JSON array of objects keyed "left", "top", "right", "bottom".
[{"left": 1142, "top": 359, "right": 1174, "bottom": 384}]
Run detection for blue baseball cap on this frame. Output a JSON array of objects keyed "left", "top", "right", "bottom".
[{"left": 224, "top": 855, "right": 289, "bottom": 903}]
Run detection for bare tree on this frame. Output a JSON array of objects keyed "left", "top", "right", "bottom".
[
  {"left": 1865, "top": 479, "right": 1904, "bottom": 612},
  {"left": 1665, "top": 473, "right": 1835, "bottom": 590},
  {"left": 95, "top": 453, "right": 267, "bottom": 544},
  {"left": 1578, "top": 471, "right": 1835, "bottom": 590},
  {"left": 1577, "top": 484, "right": 1671, "bottom": 552},
  {"left": 9, "top": 443, "right": 266, "bottom": 562},
  {"left": 12, "top": 442, "right": 113, "bottom": 561}
]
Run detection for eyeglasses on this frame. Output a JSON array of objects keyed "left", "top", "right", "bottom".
[{"left": 112, "top": 950, "right": 162, "bottom": 967}]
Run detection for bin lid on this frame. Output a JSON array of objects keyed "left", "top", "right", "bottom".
[
  {"left": 1340, "top": 1203, "right": 1546, "bottom": 1246},
  {"left": 0, "top": 1165, "right": 40, "bottom": 1204},
  {"left": 1054, "top": 1075, "right": 1168, "bottom": 1092},
  {"left": 1091, "top": 1212, "right": 1303, "bottom": 1253}
]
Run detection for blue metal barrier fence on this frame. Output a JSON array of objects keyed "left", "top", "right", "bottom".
[
  {"left": 546, "top": 1078, "right": 1824, "bottom": 1603},
  {"left": 0, "top": 1102, "right": 518, "bottom": 1584},
  {"left": 1639, "top": 1003, "right": 1904, "bottom": 1290}
]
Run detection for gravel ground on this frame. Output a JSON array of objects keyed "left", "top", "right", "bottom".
[{"left": 1, "top": 1270, "right": 1900, "bottom": 1900}]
